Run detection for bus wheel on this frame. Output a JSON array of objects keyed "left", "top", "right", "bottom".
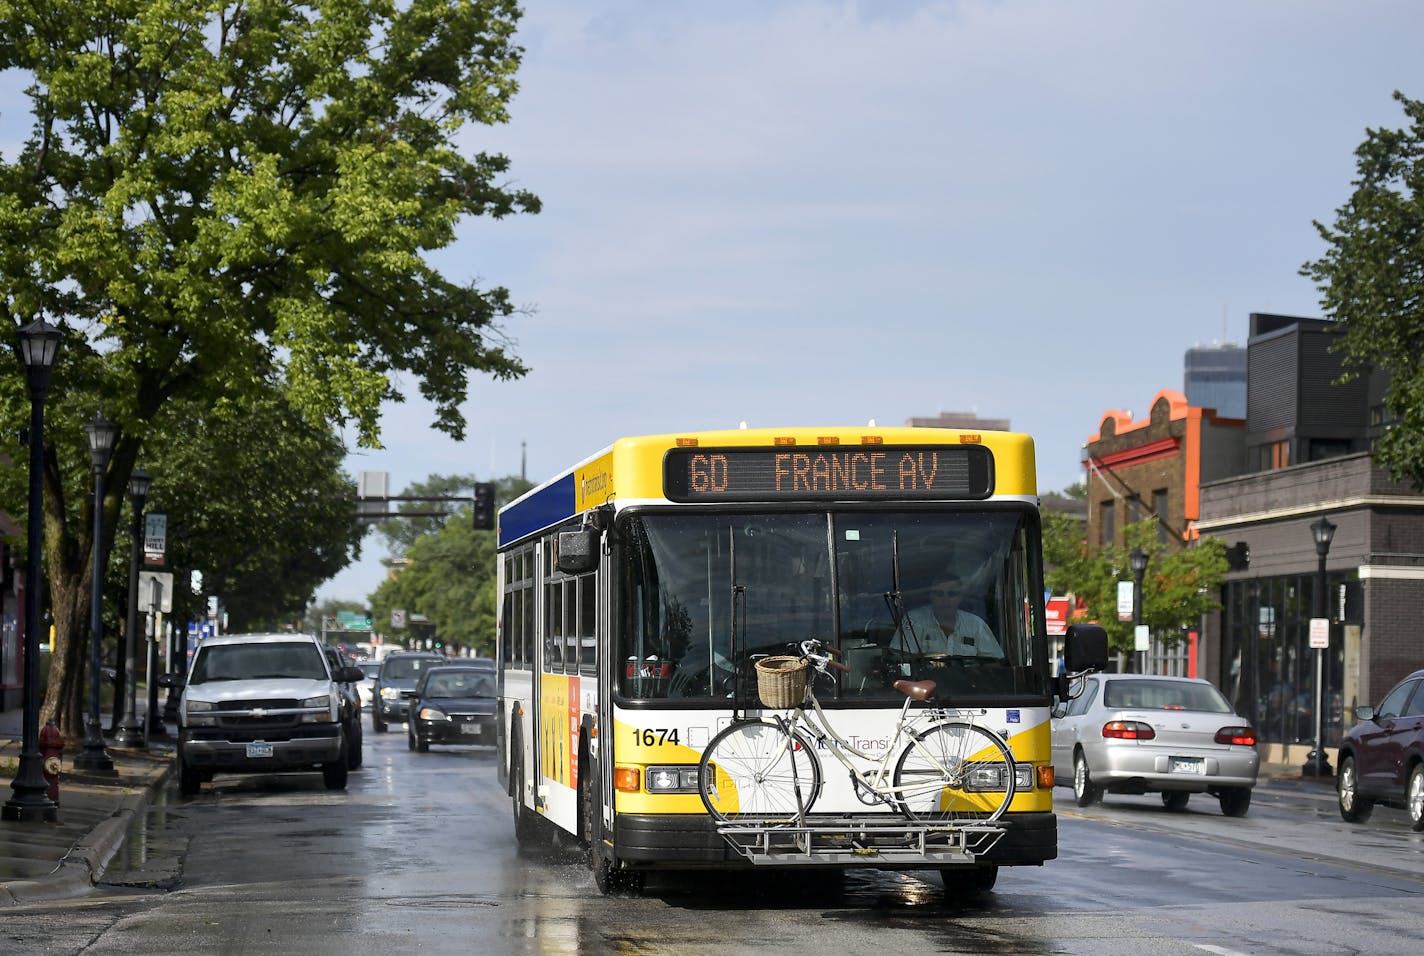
[
  {"left": 941, "top": 864, "right": 998, "bottom": 901},
  {"left": 511, "top": 748, "right": 542, "bottom": 851},
  {"left": 583, "top": 757, "right": 642, "bottom": 896}
]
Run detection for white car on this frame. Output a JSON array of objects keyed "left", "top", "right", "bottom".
[
  {"left": 1051, "top": 673, "right": 1260, "bottom": 816},
  {"left": 356, "top": 659, "right": 381, "bottom": 710}
]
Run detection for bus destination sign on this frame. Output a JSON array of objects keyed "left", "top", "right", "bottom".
[{"left": 664, "top": 445, "right": 993, "bottom": 502}]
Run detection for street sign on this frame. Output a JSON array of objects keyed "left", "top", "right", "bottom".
[
  {"left": 144, "top": 512, "right": 167, "bottom": 567},
  {"left": 1134, "top": 624, "right": 1150, "bottom": 651},
  {"left": 1309, "top": 617, "right": 1330, "bottom": 649},
  {"left": 138, "top": 571, "right": 173, "bottom": 612}
]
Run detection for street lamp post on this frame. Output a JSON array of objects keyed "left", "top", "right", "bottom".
[
  {"left": 4, "top": 318, "right": 64, "bottom": 822},
  {"left": 73, "top": 412, "right": 119, "bottom": 774},
  {"left": 1130, "top": 547, "right": 1148, "bottom": 674},
  {"left": 1302, "top": 516, "right": 1336, "bottom": 777},
  {"left": 113, "top": 468, "right": 151, "bottom": 747}
]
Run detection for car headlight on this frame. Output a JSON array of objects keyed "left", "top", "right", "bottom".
[
  {"left": 417, "top": 707, "right": 449, "bottom": 722},
  {"left": 185, "top": 699, "right": 216, "bottom": 728},
  {"left": 380, "top": 686, "right": 401, "bottom": 700},
  {"left": 645, "top": 765, "right": 701, "bottom": 793},
  {"left": 300, "top": 694, "right": 337, "bottom": 724}
]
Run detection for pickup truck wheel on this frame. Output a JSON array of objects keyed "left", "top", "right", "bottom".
[
  {"left": 177, "top": 748, "right": 202, "bottom": 797},
  {"left": 347, "top": 721, "right": 364, "bottom": 770},
  {"left": 373, "top": 711, "right": 387, "bottom": 733},
  {"left": 323, "top": 754, "right": 349, "bottom": 790}
]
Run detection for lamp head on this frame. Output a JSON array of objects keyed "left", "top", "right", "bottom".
[
  {"left": 84, "top": 411, "right": 119, "bottom": 470},
  {"left": 17, "top": 316, "right": 63, "bottom": 394},
  {"left": 1129, "top": 547, "right": 1149, "bottom": 577},
  {"left": 128, "top": 466, "right": 153, "bottom": 502},
  {"left": 1311, "top": 516, "right": 1336, "bottom": 557}
]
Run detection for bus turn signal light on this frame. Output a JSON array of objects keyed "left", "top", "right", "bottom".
[
  {"left": 614, "top": 766, "right": 641, "bottom": 793},
  {"left": 1037, "top": 765, "right": 1055, "bottom": 789}
]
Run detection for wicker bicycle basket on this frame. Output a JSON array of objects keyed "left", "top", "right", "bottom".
[{"left": 755, "top": 656, "right": 808, "bottom": 709}]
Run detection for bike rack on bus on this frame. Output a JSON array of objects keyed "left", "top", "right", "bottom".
[{"left": 712, "top": 818, "right": 1006, "bottom": 866}]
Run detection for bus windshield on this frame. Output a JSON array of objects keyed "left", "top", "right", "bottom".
[{"left": 617, "top": 508, "right": 1046, "bottom": 704}]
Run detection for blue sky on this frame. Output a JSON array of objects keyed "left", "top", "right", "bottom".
[{"left": 7, "top": 2, "right": 1424, "bottom": 606}]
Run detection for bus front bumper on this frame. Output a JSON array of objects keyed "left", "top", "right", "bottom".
[{"left": 612, "top": 811, "right": 1057, "bottom": 870}]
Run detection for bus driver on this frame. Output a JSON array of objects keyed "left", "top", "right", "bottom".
[{"left": 897, "top": 568, "right": 1004, "bottom": 659}]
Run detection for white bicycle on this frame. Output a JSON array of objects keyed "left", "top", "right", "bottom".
[{"left": 697, "top": 639, "right": 1017, "bottom": 825}]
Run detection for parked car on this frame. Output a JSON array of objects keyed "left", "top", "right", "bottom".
[
  {"left": 407, "top": 664, "right": 498, "bottom": 752},
  {"left": 324, "top": 645, "right": 364, "bottom": 770},
  {"left": 371, "top": 651, "right": 447, "bottom": 732},
  {"left": 1336, "top": 667, "right": 1424, "bottom": 830},
  {"left": 1051, "top": 673, "right": 1259, "bottom": 816},
  {"left": 174, "top": 632, "right": 364, "bottom": 795}
]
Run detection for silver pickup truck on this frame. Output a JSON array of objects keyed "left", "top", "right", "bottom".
[{"left": 174, "top": 632, "right": 364, "bottom": 796}]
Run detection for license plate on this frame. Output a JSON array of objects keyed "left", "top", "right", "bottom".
[
  {"left": 246, "top": 741, "right": 274, "bottom": 758},
  {"left": 1169, "top": 756, "right": 1204, "bottom": 774},
  {"left": 461, "top": 723, "right": 482, "bottom": 735}
]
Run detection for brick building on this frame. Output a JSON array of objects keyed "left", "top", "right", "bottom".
[{"left": 1082, "top": 389, "right": 1245, "bottom": 551}]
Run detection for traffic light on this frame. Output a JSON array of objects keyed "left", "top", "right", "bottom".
[{"left": 473, "top": 482, "right": 495, "bottom": 530}]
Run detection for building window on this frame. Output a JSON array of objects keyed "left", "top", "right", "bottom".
[
  {"left": 1271, "top": 440, "right": 1290, "bottom": 470},
  {"left": 1128, "top": 494, "right": 1141, "bottom": 525},
  {"left": 1153, "top": 489, "right": 1169, "bottom": 543},
  {"left": 1099, "top": 500, "right": 1115, "bottom": 547}
]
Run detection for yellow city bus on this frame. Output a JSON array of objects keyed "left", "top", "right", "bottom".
[{"left": 496, "top": 426, "right": 1104, "bottom": 895}]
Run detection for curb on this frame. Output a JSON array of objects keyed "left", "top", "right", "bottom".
[{"left": 0, "top": 765, "right": 170, "bottom": 907}]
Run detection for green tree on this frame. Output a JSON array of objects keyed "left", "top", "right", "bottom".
[
  {"left": 1303, "top": 90, "right": 1424, "bottom": 488},
  {"left": 1042, "top": 514, "right": 1228, "bottom": 661},
  {"left": 0, "top": 1, "right": 537, "bottom": 738}
]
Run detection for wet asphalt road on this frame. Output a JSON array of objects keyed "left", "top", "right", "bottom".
[{"left": 1, "top": 727, "right": 1421, "bottom": 955}]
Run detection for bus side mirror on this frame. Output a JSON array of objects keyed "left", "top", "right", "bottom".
[
  {"left": 555, "top": 529, "right": 599, "bottom": 575},
  {"left": 1064, "top": 623, "right": 1109, "bottom": 674}
]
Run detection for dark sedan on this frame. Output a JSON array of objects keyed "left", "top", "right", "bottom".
[
  {"left": 407, "top": 666, "right": 498, "bottom": 752},
  {"left": 1337, "top": 667, "right": 1424, "bottom": 830}
]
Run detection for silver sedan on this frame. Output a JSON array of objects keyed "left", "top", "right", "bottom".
[{"left": 1051, "top": 673, "right": 1260, "bottom": 816}]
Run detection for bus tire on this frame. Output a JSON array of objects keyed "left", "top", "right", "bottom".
[
  {"left": 583, "top": 756, "right": 643, "bottom": 896},
  {"left": 941, "top": 864, "right": 998, "bottom": 900},
  {"left": 510, "top": 733, "right": 542, "bottom": 850}
]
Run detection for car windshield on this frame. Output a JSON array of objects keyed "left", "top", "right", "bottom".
[
  {"left": 424, "top": 673, "right": 495, "bottom": 698},
  {"left": 382, "top": 657, "right": 442, "bottom": 680},
  {"left": 1103, "top": 679, "right": 1233, "bottom": 713},
  {"left": 190, "top": 642, "right": 327, "bottom": 683}
]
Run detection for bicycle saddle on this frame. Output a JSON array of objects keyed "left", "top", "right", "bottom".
[{"left": 893, "top": 679, "right": 936, "bottom": 701}]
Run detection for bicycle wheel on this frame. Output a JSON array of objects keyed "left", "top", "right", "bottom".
[
  {"left": 699, "top": 718, "right": 822, "bottom": 822},
  {"left": 892, "top": 720, "right": 1016, "bottom": 823}
]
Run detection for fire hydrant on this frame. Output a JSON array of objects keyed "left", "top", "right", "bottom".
[{"left": 40, "top": 720, "right": 64, "bottom": 805}]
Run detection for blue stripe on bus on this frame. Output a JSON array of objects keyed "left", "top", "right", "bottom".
[{"left": 499, "top": 472, "right": 577, "bottom": 547}]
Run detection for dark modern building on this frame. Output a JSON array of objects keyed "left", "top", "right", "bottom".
[{"left": 1194, "top": 313, "right": 1420, "bottom": 769}]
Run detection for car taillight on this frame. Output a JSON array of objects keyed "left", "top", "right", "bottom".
[
  {"left": 1215, "top": 726, "right": 1257, "bottom": 746},
  {"left": 1102, "top": 720, "right": 1155, "bottom": 740}
]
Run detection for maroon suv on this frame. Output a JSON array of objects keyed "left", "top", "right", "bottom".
[{"left": 1336, "top": 668, "right": 1424, "bottom": 831}]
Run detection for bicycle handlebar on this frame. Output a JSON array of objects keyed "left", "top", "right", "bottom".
[{"left": 798, "top": 639, "right": 850, "bottom": 673}]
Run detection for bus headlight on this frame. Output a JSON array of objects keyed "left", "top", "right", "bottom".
[
  {"left": 645, "top": 765, "right": 701, "bottom": 793},
  {"left": 964, "top": 763, "right": 1035, "bottom": 792}
]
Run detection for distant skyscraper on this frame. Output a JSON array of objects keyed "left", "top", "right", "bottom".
[
  {"left": 1184, "top": 343, "right": 1246, "bottom": 419},
  {"left": 906, "top": 411, "right": 1011, "bottom": 430}
]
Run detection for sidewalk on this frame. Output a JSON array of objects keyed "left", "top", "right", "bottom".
[{"left": 0, "top": 703, "right": 173, "bottom": 907}]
